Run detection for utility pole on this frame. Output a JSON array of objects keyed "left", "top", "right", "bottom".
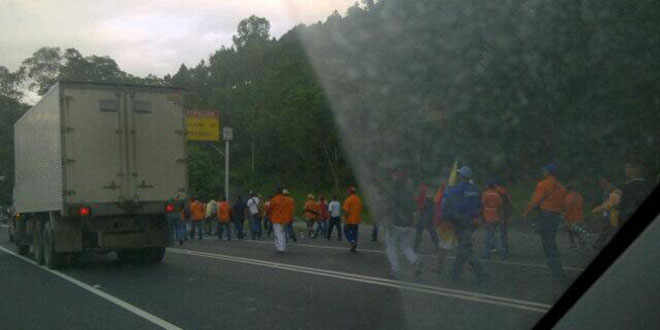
[{"left": 223, "top": 127, "right": 234, "bottom": 201}]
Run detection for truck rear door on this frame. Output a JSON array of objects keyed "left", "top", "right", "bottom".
[
  {"left": 127, "top": 91, "right": 186, "bottom": 203},
  {"left": 62, "top": 87, "right": 127, "bottom": 205}
]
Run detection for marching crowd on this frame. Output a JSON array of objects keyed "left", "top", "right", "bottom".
[{"left": 166, "top": 159, "right": 655, "bottom": 283}]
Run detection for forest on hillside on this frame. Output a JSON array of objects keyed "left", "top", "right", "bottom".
[{"left": 2, "top": 0, "right": 659, "bottom": 206}]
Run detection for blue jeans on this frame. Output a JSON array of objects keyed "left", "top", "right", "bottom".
[
  {"left": 233, "top": 219, "right": 245, "bottom": 239},
  {"left": 536, "top": 211, "right": 566, "bottom": 280},
  {"left": 192, "top": 221, "right": 204, "bottom": 239},
  {"left": 452, "top": 224, "right": 486, "bottom": 281},
  {"left": 217, "top": 222, "right": 231, "bottom": 240},
  {"left": 483, "top": 222, "right": 508, "bottom": 258},
  {"left": 327, "top": 217, "right": 342, "bottom": 240},
  {"left": 166, "top": 213, "right": 179, "bottom": 245},
  {"left": 344, "top": 224, "right": 359, "bottom": 245},
  {"left": 249, "top": 214, "right": 262, "bottom": 239},
  {"left": 314, "top": 220, "right": 328, "bottom": 238},
  {"left": 285, "top": 222, "right": 297, "bottom": 241},
  {"left": 263, "top": 217, "right": 273, "bottom": 236},
  {"left": 175, "top": 222, "right": 186, "bottom": 242}
]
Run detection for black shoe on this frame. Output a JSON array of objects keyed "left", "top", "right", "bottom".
[
  {"left": 179, "top": 240, "right": 183, "bottom": 245},
  {"left": 350, "top": 243, "right": 357, "bottom": 253}
]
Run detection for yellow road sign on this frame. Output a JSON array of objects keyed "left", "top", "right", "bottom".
[{"left": 186, "top": 110, "right": 220, "bottom": 141}]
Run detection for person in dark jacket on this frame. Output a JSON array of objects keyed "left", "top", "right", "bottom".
[
  {"left": 442, "top": 166, "right": 488, "bottom": 283},
  {"left": 232, "top": 196, "right": 247, "bottom": 239}
]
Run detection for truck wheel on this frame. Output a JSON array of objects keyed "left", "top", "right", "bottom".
[
  {"left": 33, "top": 223, "right": 45, "bottom": 265},
  {"left": 43, "top": 222, "right": 64, "bottom": 269},
  {"left": 145, "top": 247, "right": 165, "bottom": 264},
  {"left": 117, "top": 250, "right": 142, "bottom": 264},
  {"left": 17, "top": 245, "right": 29, "bottom": 255}
]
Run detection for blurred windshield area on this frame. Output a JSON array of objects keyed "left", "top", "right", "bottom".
[{"left": 1, "top": 0, "right": 659, "bottom": 329}]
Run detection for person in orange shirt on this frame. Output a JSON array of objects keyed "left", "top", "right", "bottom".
[
  {"left": 270, "top": 188, "right": 295, "bottom": 252},
  {"left": 522, "top": 163, "right": 568, "bottom": 282},
  {"left": 481, "top": 181, "right": 504, "bottom": 259},
  {"left": 563, "top": 183, "right": 585, "bottom": 249},
  {"left": 190, "top": 198, "right": 206, "bottom": 240},
  {"left": 342, "top": 186, "right": 363, "bottom": 252},
  {"left": 303, "top": 194, "right": 319, "bottom": 238},
  {"left": 216, "top": 196, "right": 232, "bottom": 240},
  {"left": 313, "top": 196, "right": 329, "bottom": 239}
]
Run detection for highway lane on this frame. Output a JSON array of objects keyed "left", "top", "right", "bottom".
[{"left": 0, "top": 225, "right": 590, "bottom": 329}]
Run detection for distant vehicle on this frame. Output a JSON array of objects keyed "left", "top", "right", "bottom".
[{"left": 11, "top": 81, "right": 188, "bottom": 268}]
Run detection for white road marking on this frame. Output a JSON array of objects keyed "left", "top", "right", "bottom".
[
  {"left": 236, "top": 238, "right": 586, "bottom": 272},
  {"left": 168, "top": 247, "right": 551, "bottom": 313},
  {"left": 0, "top": 245, "right": 183, "bottom": 330}
]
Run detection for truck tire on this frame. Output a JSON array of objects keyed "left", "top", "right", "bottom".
[
  {"left": 117, "top": 250, "right": 142, "bottom": 264},
  {"left": 145, "top": 247, "right": 165, "bottom": 264},
  {"left": 33, "top": 221, "right": 45, "bottom": 265},
  {"left": 17, "top": 245, "right": 29, "bottom": 256},
  {"left": 43, "top": 222, "right": 64, "bottom": 269}
]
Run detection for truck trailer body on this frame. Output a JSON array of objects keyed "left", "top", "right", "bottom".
[{"left": 12, "top": 81, "right": 187, "bottom": 267}]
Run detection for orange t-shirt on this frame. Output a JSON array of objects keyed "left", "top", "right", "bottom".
[
  {"left": 190, "top": 201, "right": 205, "bottom": 221},
  {"left": 563, "top": 191, "right": 584, "bottom": 224},
  {"left": 304, "top": 200, "right": 318, "bottom": 220},
  {"left": 524, "top": 175, "right": 567, "bottom": 215},
  {"left": 482, "top": 189, "right": 503, "bottom": 223},
  {"left": 270, "top": 194, "right": 295, "bottom": 224},
  {"left": 342, "top": 193, "right": 363, "bottom": 224},
  {"left": 217, "top": 201, "right": 231, "bottom": 223}
]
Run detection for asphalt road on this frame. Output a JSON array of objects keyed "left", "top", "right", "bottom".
[{"left": 0, "top": 223, "right": 596, "bottom": 330}]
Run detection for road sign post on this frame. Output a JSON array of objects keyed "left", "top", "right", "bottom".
[{"left": 223, "top": 127, "right": 233, "bottom": 201}]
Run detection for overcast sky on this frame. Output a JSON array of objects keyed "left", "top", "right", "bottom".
[{"left": 0, "top": 0, "right": 356, "bottom": 77}]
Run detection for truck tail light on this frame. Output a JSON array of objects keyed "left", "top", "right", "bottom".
[
  {"left": 165, "top": 204, "right": 175, "bottom": 213},
  {"left": 79, "top": 207, "right": 91, "bottom": 217}
]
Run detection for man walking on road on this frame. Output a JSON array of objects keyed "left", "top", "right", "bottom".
[
  {"left": 304, "top": 194, "right": 319, "bottom": 238},
  {"left": 327, "top": 196, "right": 342, "bottom": 241},
  {"left": 232, "top": 196, "right": 247, "bottom": 239},
  {"left": 216, "top": 197, "right": 232, "bottom": 240},
  {"left": 343, "top": 186, "right": 363, "bottom": 252},
  {"left": 523, "top": 163, "right": 568, "bottom": 283},
  {"left": 190, "top": 198, "right": 205, "bottom": 240},
  {"left": 247, "top": 191, "right": 262, "bottom": 240},
  {"left": 205, "top": 198, "right": 217, "bottom": 236},
  {"left": 270, "top": 188, "right": 295, "bottom": 252},
  {"left": 563, "top": 183, "right": 586, "bottom": 249},
  {"left": 314, "top": 196, "right": 329, "bottom": 239},
  {"left": 481, "top": 181, "right": 504, "bottom": 259},
  {"left": 384, "top": 169, "right": 423, "bottom": 279},
  {"left": 442, "top": 166, "right": 488, "bottom": 283}
]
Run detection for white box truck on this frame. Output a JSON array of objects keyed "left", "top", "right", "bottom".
[{"left": 11, "top": 81, "right": 188, "bottom": 268}]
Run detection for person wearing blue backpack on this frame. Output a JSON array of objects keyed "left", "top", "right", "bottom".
[{"left": 442, "top": 166, "right": 489, "bottom": 283}]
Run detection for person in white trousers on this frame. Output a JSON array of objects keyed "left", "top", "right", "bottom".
[
  {"left": 269, "top": 188, "right": 294, "bottom": 253},
  {"left": 384, "top": 169, "right": 423, "bottom": 279}
]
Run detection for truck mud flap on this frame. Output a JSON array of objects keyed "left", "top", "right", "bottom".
[{"left": 52, "top": 214, "right": 83, "bottom": 253}]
